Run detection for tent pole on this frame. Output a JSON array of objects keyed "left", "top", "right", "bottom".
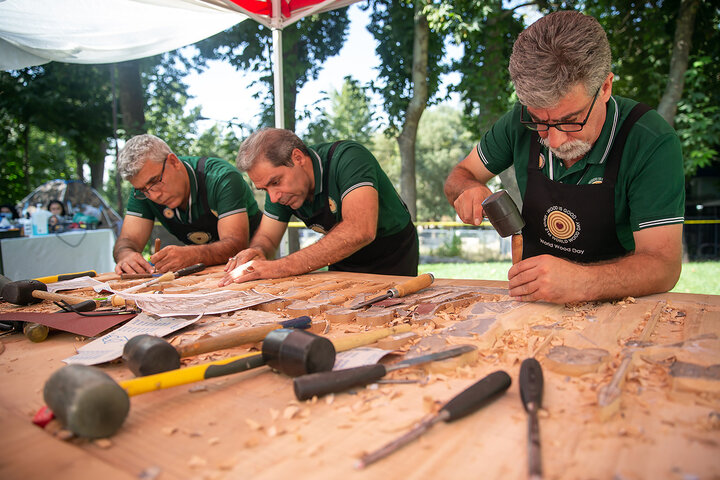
[{"left": 272, "top": 27, "right": 284, "bottom": 129}]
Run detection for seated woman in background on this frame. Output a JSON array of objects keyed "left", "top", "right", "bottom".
[
  {"left": 0, "top": 204, "right": 19, "bottom": 220},
  {"left": 47, "top": 199, "right": 67, "bottom": 217}
]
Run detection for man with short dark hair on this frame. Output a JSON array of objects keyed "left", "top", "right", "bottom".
[
  {"left": 114, "top": 134, "right": 261, "bottom": 273},
  {"left": 444, "top": 10, "right": 684, "bottom": 303},
  {"left": 220, "top": 128, "right": 418, "bottom": 285}
]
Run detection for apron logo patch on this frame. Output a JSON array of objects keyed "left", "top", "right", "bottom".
[
  {"left": 544, "top": 206, "right": 581, "bottom": 243},
  {"left": 589, "top": 177, "right": 603, "bottom": 184},
  {"left": 187, "top": 231, "right": 211, "bottom": 244},
  {"left": 309, "top": 224, "right": 328, "bottom": 235},
  {"left": 163, "top": 208, "right": 174, "bottom": 219},
  {"left": 538, "top": 153, "right": 545, "bottom": 169},
  {"left": 328, "top": 197, "right": 338, "bottom": 214}
]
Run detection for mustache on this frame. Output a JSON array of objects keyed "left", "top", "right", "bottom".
[{"left": 540, "top": 137, "right": 592, "bottom": 160}]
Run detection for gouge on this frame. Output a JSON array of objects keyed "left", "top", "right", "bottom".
[
  {"left": 294, "top": 344, "right": 476, "bottom": 400},
  {"left": 123, "top": 263, "right": 206, "bottom": 293},
  {"left": 356, "top": 370, "right": 511, "bottom": 469},
  {"left": 520, "top": 358, "right": 544, "bottom": 480},
  {"left": 351, "top": 273, "right": 434, "bottom": 310}
]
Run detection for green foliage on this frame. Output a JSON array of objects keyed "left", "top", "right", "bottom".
[
  {"left": 363, "top": 0, "right": 448, "bottom": 135},
  {"left": 415, "top": 105, "right": 475, "bottom": 221},
  {"left": 304, "top": 76, "right": 376, "bottom": 145},
  {"left": 427, "top": 0, "right": 524, "bottom": 133},
  {"left": 195, "top": 11, "right": 351, "bottom": 130},
  {"left": 433, "top": 233, "right": 463, "bottom": 257}
]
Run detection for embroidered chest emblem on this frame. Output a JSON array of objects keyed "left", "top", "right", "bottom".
[
  {"left": 538, "top": 153, "right": 546, "bottom": 169},
  {"left": 543, "top": 206, "right": 581, "bottom": 243},
  {"left": 328, "top": 197, "right": 338, "bottom": 214}
]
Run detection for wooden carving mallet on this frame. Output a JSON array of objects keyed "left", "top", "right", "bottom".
[{"left": 481, "top": 190, "right": 525, "bottom": 264}]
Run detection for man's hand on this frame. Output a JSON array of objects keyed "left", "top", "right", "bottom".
[
  {"left": 508, "top": 255, "right": 592, "bottom": 304},
  {"left": 224, "top": 247, "right": 265, "bottom": 273},
  {"left": 453, "top": 186, "right": 490, "bottom": 226},
  {"left": 150, "top": 245, "right": 202, "bottom": 273},
  {"left": 218, "top": 258, "right": 279, "bottom": 286},
  {"left": 115, "top": 251, "right": 154, "bottom": 274}
]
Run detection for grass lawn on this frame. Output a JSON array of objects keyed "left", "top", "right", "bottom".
[{"left": 419, "top": 261, "right": 720, "bottom": 296}]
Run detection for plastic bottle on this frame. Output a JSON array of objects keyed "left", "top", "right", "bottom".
[{"left": 31, "top": 204, "right": 52, "bottom": 235}]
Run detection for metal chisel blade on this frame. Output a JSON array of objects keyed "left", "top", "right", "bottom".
[{"left": 386, "top": 345, "right": 476, "bottom": 372}]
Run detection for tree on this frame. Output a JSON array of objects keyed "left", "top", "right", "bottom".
[
  {"left": 304, "top": 76, "right": 375, "bottom": 145},
  {"left": 364, "top": 0, "right": 448, "bottom": 220},
  {"left": 195, "top": 11, "right": 351, "bottom": 131}
]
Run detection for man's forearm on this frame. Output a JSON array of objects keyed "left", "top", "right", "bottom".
[
  {"left": 444, "top": 166, "right": 491, "bottom": 205},
  {"left": 193, "top": 236, "right": 246, "bottom": 266},
  {"left": 113, "top": 237, "right": 141, "bottom": 262},
  {"left": 269, "top": 222, "right": 374, "bottom": 277},
  {"left": 568, "top": 251, "right": 681, "bottom": 302}
]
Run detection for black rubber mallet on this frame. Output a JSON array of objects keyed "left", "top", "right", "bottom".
[{"left": 481, "top": 189, "right": 525, "bottom": 264}]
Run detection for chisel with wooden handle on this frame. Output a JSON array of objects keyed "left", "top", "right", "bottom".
[
  {"left": 294, "top": 344, "right": 476, "bottom": 400},
  {"left": 520, "top": 358, "right": 544, "bottom": 480},
  {"left": 355, "top": 370, "right": 512, "bottom": 469},
  {"left": 351, "top": 273, "right": 434, "bottom": 309},
  {"left": 123, "top": 263, "right": 206, "bottom": 293}
]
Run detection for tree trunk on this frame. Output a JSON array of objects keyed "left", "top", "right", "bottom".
[
  {"left": 22, "top": 124, "right": 30, "bottom": 195},
  {"left": 90, "top": 140, "right": 107, "bottom": 191},
  {"left": 397, "top": 1, "right": 430, "bottom": 221},
  {"left": 657, "top": 0, "right": 699, "bottom": 127},
  {"left": 75, "top": 157, "right": 84, "bottom": 182},
  {"left": 116, "top": 61, "right": 146, "bottom": 136}
]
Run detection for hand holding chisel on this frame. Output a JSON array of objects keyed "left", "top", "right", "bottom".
[
  {"left": 123, "top": 263, "right": 206, "bottom": 293},
  {"left": 351, "top": 273, "right": 434, "bottom": 309},
  {"left": 520, "top": 358, "right": 544, "bottom": 480},
  {"left": 356, "top": 370, "right": 511, "bottom": 469}
]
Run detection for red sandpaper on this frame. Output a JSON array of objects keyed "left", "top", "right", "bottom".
[{"left": 0, "top": 311, "right": 136, "bottom": 337}]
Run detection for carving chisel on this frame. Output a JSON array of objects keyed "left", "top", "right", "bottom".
[
  {"left": 294, "top": 344, "right": 476, "bottom": 400},
  {"left": 351, "top": 273, "right": 434, "bottom": 310},
  {"left": 123, "top": 263, "right": 206, "bottom": 293},
  {"left": 355, "top": 370, "right": 512, "bottom": 469},
  {"left": 520, "top": 358, "right": 544, "bottom": 480}
]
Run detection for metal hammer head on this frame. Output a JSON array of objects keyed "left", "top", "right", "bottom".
[
  {"left": 1, "top": 280, "right": 47, "bottom": 305},
  {"left": 123, "top": 335, "right": 180, "bottom": 377},
  {"left": 43, "top": 364, "right": 130, "bottom": 439},
  {"left": 481, "top": 190, "right": 525, "bottom": 237},
  {"left": 262, "top": 329, "right": 336, "bottom": 377}
]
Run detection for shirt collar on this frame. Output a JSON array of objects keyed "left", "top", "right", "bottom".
[{"left": 310, "top": 148, "right": 324, "bottom": 198}]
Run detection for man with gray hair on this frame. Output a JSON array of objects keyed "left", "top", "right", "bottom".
[
  {"left": 113, "top": 134, "right": 261, "bottom": 273},
  {"left": 220, "top": 128, "right": 418, "bottom": 285},
  {"left": 444, "top": 10, "right": 684, "bottom": 303}
]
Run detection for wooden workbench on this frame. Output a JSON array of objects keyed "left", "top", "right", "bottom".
[{"left": 1, "top": 269, "right": 719, "bottom": 480}]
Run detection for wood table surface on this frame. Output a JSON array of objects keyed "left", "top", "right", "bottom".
[{"left": 1, "top": 269, "right": 719, "bottom": 480}]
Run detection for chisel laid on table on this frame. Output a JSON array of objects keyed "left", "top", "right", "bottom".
[
  {"left": 520, "top": 358, "right": 544, "bottom": 480},
  {"left": 294, "top": 344, "right": 476, "bottom": 400},
  {"left": 123, "top": 263, "right": 205, "bottom": 293},
  {"left": 351, "top": 273, "right": 434, "bottom": 310}
]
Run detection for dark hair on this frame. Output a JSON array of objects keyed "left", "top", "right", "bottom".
[
  {"left": 0, "top": 204, "right": 19, "bottom": 219},
  {"left": 47, "top": 200, "right": 67, "bottom": 216}
]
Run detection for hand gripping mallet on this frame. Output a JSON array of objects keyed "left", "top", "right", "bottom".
[{"left": 481, "top": 190, "right": 525, "bottom": 264}]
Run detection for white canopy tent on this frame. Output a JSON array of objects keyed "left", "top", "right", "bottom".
[{"left": 0, "top": 0, "right": 361, "bottom": 127}]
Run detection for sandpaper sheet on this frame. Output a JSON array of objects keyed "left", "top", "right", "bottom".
[{"left": 0, "top": 311, "right": 135, "bottom": 337}]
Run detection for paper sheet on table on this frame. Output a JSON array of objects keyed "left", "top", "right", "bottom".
[
  {"left": 63, "top": 313, "right": 202, "bottom": 365},
  {"left": 46, "top": 276, "right": 100, "bottom": 292},
  {"left": 89, "top": 280, "right": 278, "bottom": 317},
  {"left": 333, "top": 347, "right": 393, "bottom": 370}
]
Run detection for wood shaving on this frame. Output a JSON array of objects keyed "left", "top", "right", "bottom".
[
  {"left": 208, "top": 437, "right": 221, "bottom": 445},
  {"left": 93, "top": 438, "right": 113, "bottom": 449},
  {"left": 283, "top": 405, "right": 300, "bottom": 420},
  {"left": 161, "top": 426, "right": 178, "bottom": 436},
  {"left": 245, "top": 418, "right": 263, "bottom": 431},
  {"left": 187, "top": 456, "right": 207, "bottom": 468}
]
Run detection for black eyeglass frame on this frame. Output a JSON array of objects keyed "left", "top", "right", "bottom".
[
  {"left": 133, "top": 156, "right": 168, "bottom": 200},
  {"left": 520, "top": 86, "right": 601, "bottom": 133}
]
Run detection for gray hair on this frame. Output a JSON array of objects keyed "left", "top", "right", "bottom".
[
  {"left": 508, "top": 10, "right": 611, "bottom": 109},
  {"left": 236, "top": 128, "right": 311, "bottom": 172},
  {"left": 118, "top": 134, "right": 172, "bottom": 180}
]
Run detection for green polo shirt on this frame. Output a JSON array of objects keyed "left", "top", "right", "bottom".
[
  {"left": 126, "top": 156, "right": 259, "bottom": 237},
  {"left": 263, "top": 141, "right": 411, "bottom": 237},
  {"left": 477, "top": 96, "right": 685, "bottom": 251}
]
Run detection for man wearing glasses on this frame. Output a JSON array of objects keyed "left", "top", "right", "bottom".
[
  {"left": 113, "top": 134, "right": 261, "bottom": 274},
  {"left": 444, "top": 11, "right": 684, "bottom": 304}
]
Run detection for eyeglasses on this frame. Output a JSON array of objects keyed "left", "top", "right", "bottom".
[
  {"left": 133, "top": 157, "right": 167, "bottom": 200},
  {"left": 520, "top": 87, "right": 601, "bottom": 132}
]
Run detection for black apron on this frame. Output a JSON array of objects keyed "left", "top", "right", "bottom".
[
  {"left": 161, "top": 157, "right": 262, "bottom": 245},
  {"left": 294, "top": 142, "right": 419, "bottom": 276},
  {"left": 521, "top": 103, "right": 651, "bottom": 263}
]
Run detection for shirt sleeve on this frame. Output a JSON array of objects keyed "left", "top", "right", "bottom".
[
  {"left": 478, "top": 104, "right": 523, "bottom": 175},
  {"left": 333, "top": 143, "right": 379, "bottom": 200},
  {"left": 203, "top": 159, "right": 255, "bottom": 219},
  {"left": 624, "top": 126, "right": 685, "bottom": 231},
  {"left": 263, "top": 193, "right": 293, "bottom": 223},
  {"left": 125, "top": 195, "right": 156, "bottom": 220}
]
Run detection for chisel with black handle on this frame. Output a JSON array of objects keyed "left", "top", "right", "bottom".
[{"left": 520, "top": 358, "right": 544, "bottom": 480}]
